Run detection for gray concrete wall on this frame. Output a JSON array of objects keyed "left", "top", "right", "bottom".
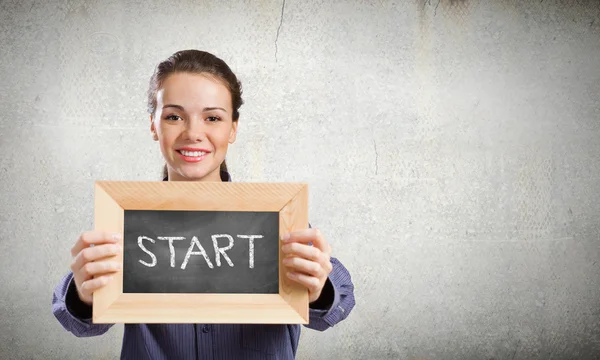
[{"left": 1, "top": 0, "right": 599, "bottom": 359}]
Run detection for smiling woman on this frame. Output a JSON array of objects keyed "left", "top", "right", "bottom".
[
  {"left": 151, "top": 72, "right": 236, "bottom": 182},
  {"left": 51, "top": 49, "right": 356, "bottom": 360},
  {"left": 146, "top": 51, "right": 244, "bottom": 182}
]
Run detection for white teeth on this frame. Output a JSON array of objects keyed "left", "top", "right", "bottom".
[{"left": 180, "top": 150, "right": 206, "bottom": 157}]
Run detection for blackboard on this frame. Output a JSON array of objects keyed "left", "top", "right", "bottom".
[
  {"left": 93, "top": 181, "right": 308, "bottom": 324},
  {"left": 122, "top": 210, "right": 279, "bottom": 294}
]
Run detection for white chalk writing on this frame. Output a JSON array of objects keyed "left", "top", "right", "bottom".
[
  {"left": 211, "top": 234, "right": 234, "bottom": 267},
  {"left": 157, "top": 237, "right": 185, "bottom": 267},
  {"left": 236, "top": 235, "right": 263, "bottom": 269},
  {"left": 181, "top": 236, "right": 214, "bottom": 270},
  {"left": 138, "top": 236, "right": 157, "bottom": 267},
  {"left": 135, "top": 234, "right": 264, "bottom": 269}
]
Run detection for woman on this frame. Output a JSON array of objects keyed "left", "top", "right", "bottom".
[{"left": 52, "top": 49, "right": 355, "bottom": 359}]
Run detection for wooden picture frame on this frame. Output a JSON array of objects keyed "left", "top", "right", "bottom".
[{"left": 92, "top": 181, "right": 309, "bottom": 324}]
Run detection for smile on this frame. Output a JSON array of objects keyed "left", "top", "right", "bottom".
[{"left": 177, "top": 150, "right": 209, "bottom": 162}]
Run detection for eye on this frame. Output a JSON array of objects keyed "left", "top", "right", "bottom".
[
  {"left": 206, "top": 116, "right": 221, "bottom": 122},
  {"left": 165, "top": 114, "right": 182, "bottom": 121}
]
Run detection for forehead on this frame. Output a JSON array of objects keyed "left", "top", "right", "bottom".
[{"left": 157, "top": 72, "right": 232, "bottom": 110}]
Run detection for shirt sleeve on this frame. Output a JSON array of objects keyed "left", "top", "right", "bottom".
[
  {"left": 305, "top": 256, "right": 355, "bottom": 331},
  {"left": 52, "top": 271, "right": 114, "bottom": 337}
]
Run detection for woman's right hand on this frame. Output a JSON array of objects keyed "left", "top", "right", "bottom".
[{"left": 70, "top": 231, "right": 123, "bottom": 306}]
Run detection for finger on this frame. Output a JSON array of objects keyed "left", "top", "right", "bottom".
[
  {"left": 75, "top": 259, "right": 122, "bottom": 280},
  {"left": 79, "top": 274, "right": 114, "bottom": 295},
  {"left": 281, "top": 242, "right": 328, "bottom": 264},
  {"left": 283, "top": 256, "right": 323, "bottom": 277},
  {"left": 286, "top": 271, "right": 321, "bottom": 293},
  {"left": 71, "top": 244, "right": 122, "bottom": 273},
  {"left": 281, "top": 228, "right": 329, "bottom": 254},
  {"left": 71, "top": 231, "right": 121, "bottom": 257}
]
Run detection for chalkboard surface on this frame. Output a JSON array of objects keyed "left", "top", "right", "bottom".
[{"left": 123, "top": 210, "right": 279, "bottom": 294}]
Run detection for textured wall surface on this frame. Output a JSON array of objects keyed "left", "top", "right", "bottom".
[{"left": 1, "top": 0, "right": 599, "bottom": 359}]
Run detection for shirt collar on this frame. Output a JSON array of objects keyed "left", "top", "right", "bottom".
[{"left": 163, "top": 170, "right": 232, "bottom": 182}]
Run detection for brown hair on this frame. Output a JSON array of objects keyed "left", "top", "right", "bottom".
[{"left": 147, "top": 49, "right": 243, "bottom": 180}]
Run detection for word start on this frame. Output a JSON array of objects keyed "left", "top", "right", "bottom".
[{"left": 137, "top": 234, "right": 263, "bottom": 269}]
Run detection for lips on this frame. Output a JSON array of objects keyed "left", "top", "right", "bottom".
[
  {"left": 179, "top": 149, "right": 206, "bottom": 157},
  {"left": 176, "top": 147, "right": 210, "bottom": 163}
]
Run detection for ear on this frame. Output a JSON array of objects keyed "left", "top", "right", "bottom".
[
  {"left": 150, "top": 115, "right": 158, "bottom": 141},
  {"left": 229, "top": 120, "right": 238, "bottom": 144}
]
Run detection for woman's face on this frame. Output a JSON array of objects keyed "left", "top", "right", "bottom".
[{"left": 151, "top": 72, "right": 237, "bottom": 182}]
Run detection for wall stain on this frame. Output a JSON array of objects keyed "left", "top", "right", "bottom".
[{"left": 420, "top": 0, "right": 471, "bottom": 18}]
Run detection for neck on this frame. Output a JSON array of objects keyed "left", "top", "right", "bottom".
[{"left": 166, "top": 169, "right": 223, "bottom": 182}]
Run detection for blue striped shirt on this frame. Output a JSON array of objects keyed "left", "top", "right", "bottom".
[
  {"left": 52, "top": 172, "right": 355, "bottom": 359},
  {"left": 52, "top": 255, "right": 354, "bottom": 359}
]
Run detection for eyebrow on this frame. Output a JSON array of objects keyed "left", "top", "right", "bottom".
[{"left": 163, "top": 104, "right": 228, "bottom": 113}]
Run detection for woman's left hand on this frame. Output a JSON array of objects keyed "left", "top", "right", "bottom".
[{"left": 281, "top": 228, "right": 333, "bottom": 303}]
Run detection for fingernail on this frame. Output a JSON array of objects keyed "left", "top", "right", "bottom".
[
  {"left": 281, "top": 244, "right": 290, "bottom": 252},
  {"left": 281, "top": 233, "right": 290, "bottom": 242},
  {"left": 282, "top": 258, "right": 291, "bottom": 265},
  {"left": 286, "top": 272, "right": 296, "bottom": 279},
  {"left": 113, "top": 233, "right": 122, "bottom": 241}
]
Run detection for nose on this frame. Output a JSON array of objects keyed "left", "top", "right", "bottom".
[{"left": 183, "top": 117, "right": 207, "bottom": 142}]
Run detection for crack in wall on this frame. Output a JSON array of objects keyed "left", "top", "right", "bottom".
[
  {"left": 274, "top": 0, "right": 286, "bottom": 62},
  {"left": 374, "top": 140, "right": 379, "bottom": 175}
]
